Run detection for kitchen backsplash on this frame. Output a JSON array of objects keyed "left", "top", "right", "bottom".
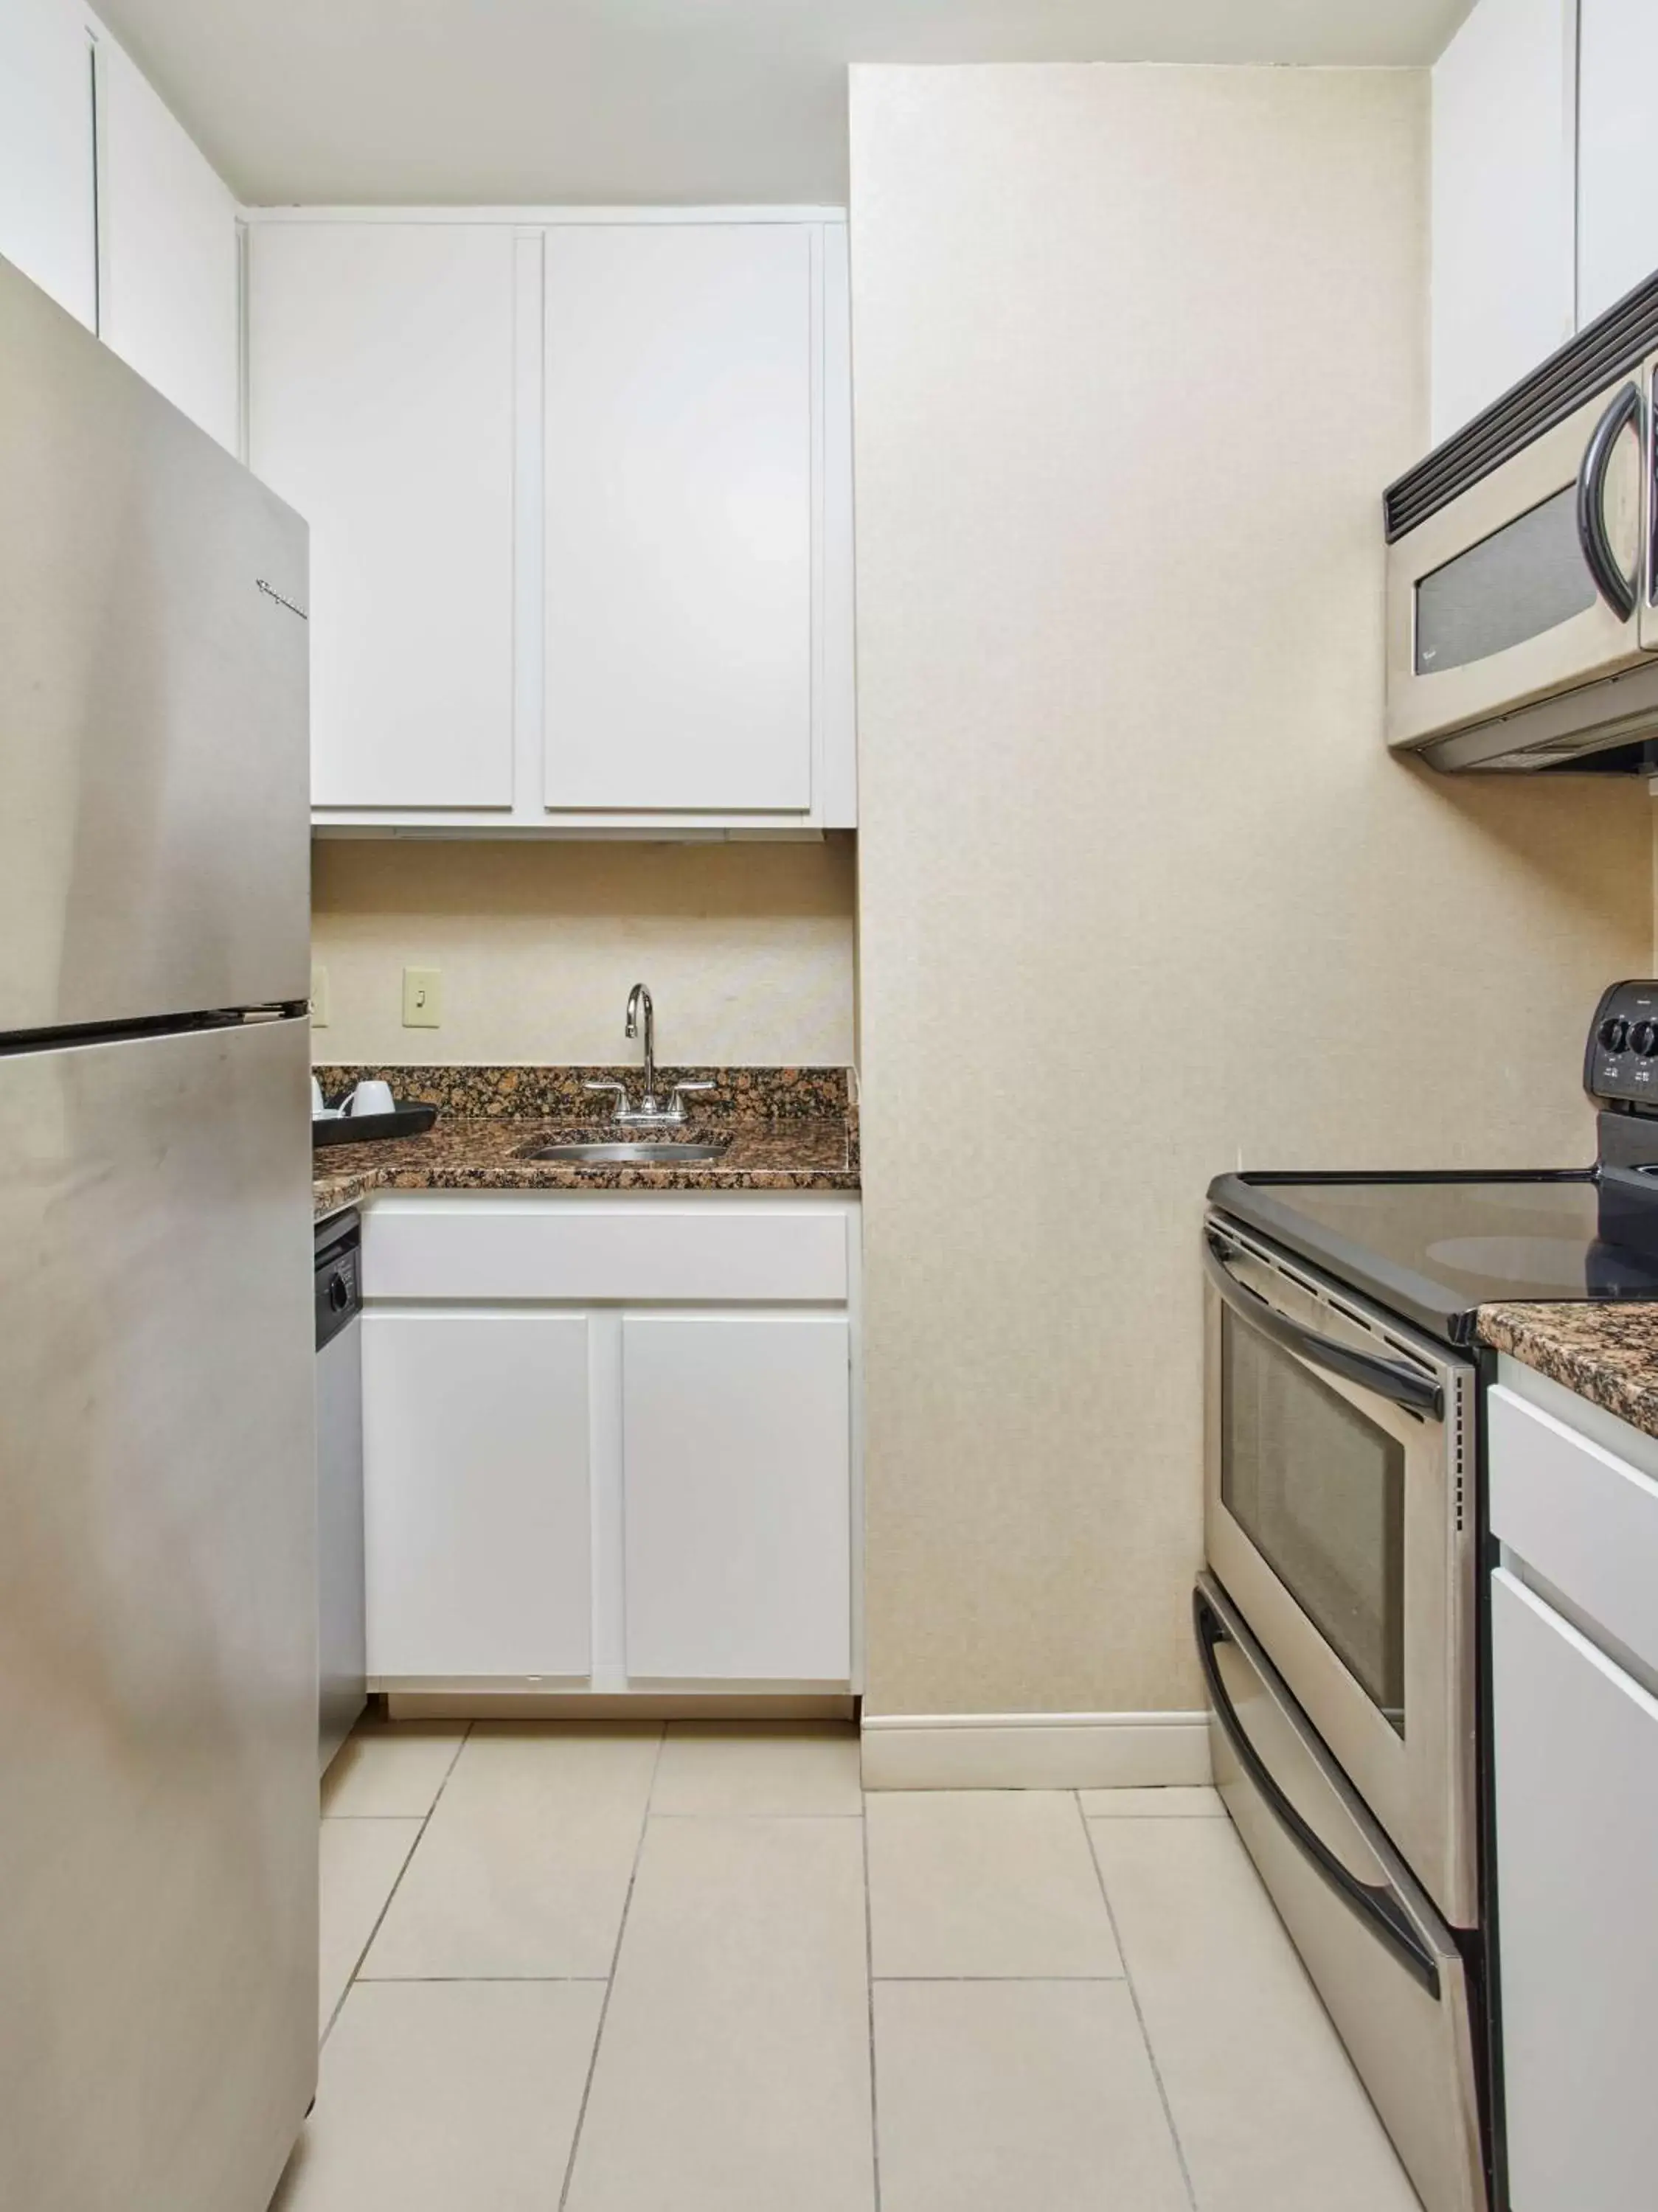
[
  {"left": 314, "top": 1062, "right": 854, "bottom": 1126},
  {"left": 311, "top": 836, "right": 856, "bottom": 1066}
]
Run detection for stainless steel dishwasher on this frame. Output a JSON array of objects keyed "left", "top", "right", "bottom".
[{"left": 315, "top": 1211, "right": 366, "bottom": 1770}]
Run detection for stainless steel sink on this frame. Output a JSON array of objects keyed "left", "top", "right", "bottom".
[{"left": 520, "top": 1141, "right": 729, "bottom": 1165}]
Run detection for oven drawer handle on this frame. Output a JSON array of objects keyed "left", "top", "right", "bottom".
[
  {"left": 1203, "top": 1234, "right": 1443, "bottom": 1420},
  {"left": 1193, "top": 1589, "right": 1441, "bottom": 2000},
  {"left": 1577, "top": 379, "right": 1642, "bottom": 623}
]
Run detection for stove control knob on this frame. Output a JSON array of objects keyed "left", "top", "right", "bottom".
[
  {"left": 1631, "top": 1020, "right": 1658, "bottom": 1059},
  {"left": 1600, "top": 1015, "right": 1631, "bottom": 1052}
]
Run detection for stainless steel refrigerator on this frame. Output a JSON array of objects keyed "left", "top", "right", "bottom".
[{"left": 0, "top": 254, "right": 317, "bottom": 2211}]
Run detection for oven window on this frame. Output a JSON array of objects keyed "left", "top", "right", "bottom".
[
  {"left": 1414, "top": 484, "right": 1595, "bottom": 675},
  {"left": 1221, "top": 1310, "right": 1406, "bottom": 1733}
]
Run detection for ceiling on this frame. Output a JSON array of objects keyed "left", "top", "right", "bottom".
[{"left": 95, "top": 0, "right": 1478, "bottom": 208}]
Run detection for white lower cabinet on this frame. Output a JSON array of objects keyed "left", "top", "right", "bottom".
[
  {"left": 1490, "top": 1368, "right": 1658, "bottom": 2211},
  {"left": 358, "top": 1197, "right": 859, "bottom": 1694},
  {"left": 1491, "top": 1571, "right": 1658, "bottom": 2211},
  {"left": 362, "top": 1309, "right": 593, "bottom": 1680},
  {"left": 622, "top": 1315, "right": 850, "bottom": 1682}
]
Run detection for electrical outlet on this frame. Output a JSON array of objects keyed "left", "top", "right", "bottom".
[
  {"left": 402, "top": 967, "right": 443, "bottom": 1029},
  {"left": 309, "top": 964, "right": 329, "bottom": 1027}
]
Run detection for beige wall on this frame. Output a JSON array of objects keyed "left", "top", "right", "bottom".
[
  {"left": 311, "top": 836, "right": 856, "bottom": 1065},
  {"left": 851, "top": 63, "right": 1655, "bottom": 1720}
]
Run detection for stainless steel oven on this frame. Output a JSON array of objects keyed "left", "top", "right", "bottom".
[
  {"left": 1202, "top": 1216, "right": 1477, "bottom": 1925},
  {"left": 1199, "top": 999, "right": 1658, "bottom": 2212},
  {"left": 1201, "top": 1216, "right": 1485, "bottom": 2212}
]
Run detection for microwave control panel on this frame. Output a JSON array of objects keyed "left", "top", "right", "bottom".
[{"left": 1586, "top": 981, "right": 1658, "bottom": 1110}]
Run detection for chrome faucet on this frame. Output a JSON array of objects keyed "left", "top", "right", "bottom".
[
  {"left": 625, "top": 982, "right": 656, "bottom": 1109},
  {"left": 583, "top": 982, "right": 713, "bottom": 1127}
]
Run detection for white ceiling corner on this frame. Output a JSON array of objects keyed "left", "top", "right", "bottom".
[{"left": 93, "top": 0, "right": 1479, "bottom": 208}]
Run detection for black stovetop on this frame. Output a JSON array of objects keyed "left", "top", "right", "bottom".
[{"left": 1207, "top": 1166, "right": 1658, "bottom": 1348}]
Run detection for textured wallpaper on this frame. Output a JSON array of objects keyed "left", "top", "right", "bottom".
[
  {"left": 310, "top": 833, "right": 856, "bottom": 1066},
  {"left": 851, "top": 61, "right": 1653, "bottom": 1719}
]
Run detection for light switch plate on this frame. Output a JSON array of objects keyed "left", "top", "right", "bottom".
[
  {"left": 403, "top": 967, "right": 443, "bottom": 1029},
  {"left": 309, "top": 964, "right": 329, "bottom": 1027}
]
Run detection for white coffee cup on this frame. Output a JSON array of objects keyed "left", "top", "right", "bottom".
[
  {"left": 311, "top": 1076, "right": 325, "bottom": 1116},
  {"left": 344, "top": 1079, "right": 395, "bottom": 1119}
]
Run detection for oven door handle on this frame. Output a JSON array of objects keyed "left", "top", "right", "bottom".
[
  {"left": 1194, "top": 1589, "right": 1441, "bottom": 1999},
  {"left": 1577, "top": 378, "right": 1642, "bottom": 622},
  {"left": 1203, "top": 1234, "right": 1443, "bottom": 1420}
]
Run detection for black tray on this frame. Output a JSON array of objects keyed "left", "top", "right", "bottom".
[{"left": 313, "top": 1102, "right": 437, "bottom": 1150}]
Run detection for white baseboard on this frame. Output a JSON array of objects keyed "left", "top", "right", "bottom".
[{"left": 860, "top": 1710, "right": 1213, "bottom": 1791}]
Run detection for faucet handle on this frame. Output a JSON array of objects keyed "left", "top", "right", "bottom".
[
  {"left": 582, "top": 1079, "right": 630, "bottom": 1121},
  {"left": 667, "top": 1081, "right": 714, "bottom": 1119}
]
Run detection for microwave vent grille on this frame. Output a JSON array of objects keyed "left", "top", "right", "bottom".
[{"left": 1385, "top": 266, "right": 1658, "bottom": 543}]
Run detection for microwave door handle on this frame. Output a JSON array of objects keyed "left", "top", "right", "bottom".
[
  {"left": 1202, "top": 1234, "right": 1443, "bottom": 1420},
  {"left": 1193, "top": 1590, "right": 1441, "bottom": 1997},
  {"left": 1576, "top": 380, "right": 1642, "bottom": 622}
]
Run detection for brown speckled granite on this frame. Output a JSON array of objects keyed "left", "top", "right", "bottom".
[
  {"left": 312, "top": 1065, "right": 858, "bottom": 1220},
  {"left": 1477, "top": 1303, "right": 1658, "bottom": 1441},
  {"left": 313, "top": 1064, "right": 849, "bottom": 1121}
]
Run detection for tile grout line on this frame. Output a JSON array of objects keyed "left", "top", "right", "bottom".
[
  {"left": 353, "top": 1973, "right": 612, "bottom": 1984},
  {"left": 1075, "top": 1792, "right": 1201, "bottom": 2212},
  {"left": 323, "top": 1812, "right": 455, "bottom": 1822},
  {"left": 555, "top": 1725, "right": 666, "bottom": 2212},
  {"left": 861, "top": 1782, "right": 883, "bottom": 2212},
  {"left": 319, "top": 1722, "right": 474, "bottom": 2052},
  {"left": 318, "top": 1815, "right": 423, "bottom": 2051}
]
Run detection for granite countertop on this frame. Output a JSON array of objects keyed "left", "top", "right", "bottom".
[
  {"left": 1477, "top": 1303, "right": 1658, "bottom": 1441},
  {"left": 311, "top": 1063, "right": 859, "bottom": 1220}
]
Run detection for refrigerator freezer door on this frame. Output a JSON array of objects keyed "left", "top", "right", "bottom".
[
  {"left": 0, "top": 1018, "right": 317, "bottom": 2212},
  {"left": 0, "top": 252, "right": 309, "bottom": 1035}
]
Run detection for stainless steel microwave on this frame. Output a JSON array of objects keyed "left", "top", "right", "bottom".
[{"left": 1385, "top": 271, "right": 1658, "bottom": 772}]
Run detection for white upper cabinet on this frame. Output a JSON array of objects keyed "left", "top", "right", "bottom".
[
  {"left": 247, "top": 222, "right": 519, "bottom": 810},
  {"left": 1429, "top": 0, "right": 1575, "bottom": 441},
  {"left": 1577, "top": 0, "right": 1658, "bottom": 324},
  {"left": 92, "top": 27, "right": 239, "bottom": 450},
  {"left": 0, "top": 7, "right": 238, "bottom": 436},
  {"left": 0, "top": 0, "right": 95, "bottom": 328},
  {"left": 543, "top": 224, "right": 813, "bottom": 813},
  {"left": 1430, "top": 0, "right": 1658, "bottom": 442},
  {"left": 244, "top": 210, "right": 854, "bottom": 832}
]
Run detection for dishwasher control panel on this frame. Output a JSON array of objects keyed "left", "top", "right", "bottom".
[{"left": 314, "top": 1214, "right": 361, "bottom": 1352}]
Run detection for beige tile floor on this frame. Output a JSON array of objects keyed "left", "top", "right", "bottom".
[{"left": 273, "top": 1719, "right": 1423, "bottom": 2211}]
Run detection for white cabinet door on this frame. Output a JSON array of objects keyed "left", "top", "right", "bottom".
[
  {"left": 1578, "top": 0, "right": 1658, "bottom": 324},
  {"left": 247, "top": 223, "right": 518, "bottom": 808},
  {"left": 622, "top": 1313, "right": 850, "bottom": 1680},
  {"left": 1493, "top": 1568, "right": 1658, "bottom": 2209},
  {"left": 1429, "top": 0, "right": 1575, "bottom": 440},
  {"left": 543, "top": 224, "right": 814, "bottom": 813},
  {"left": 0, "top": 0, "right": 95, "bottom": 327},
  {"left": 94, "top": 32, "right": 238, "bottom": 450},
  {"left": 362, "top": 1310, "right": 592, "bottom": 1678}
]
